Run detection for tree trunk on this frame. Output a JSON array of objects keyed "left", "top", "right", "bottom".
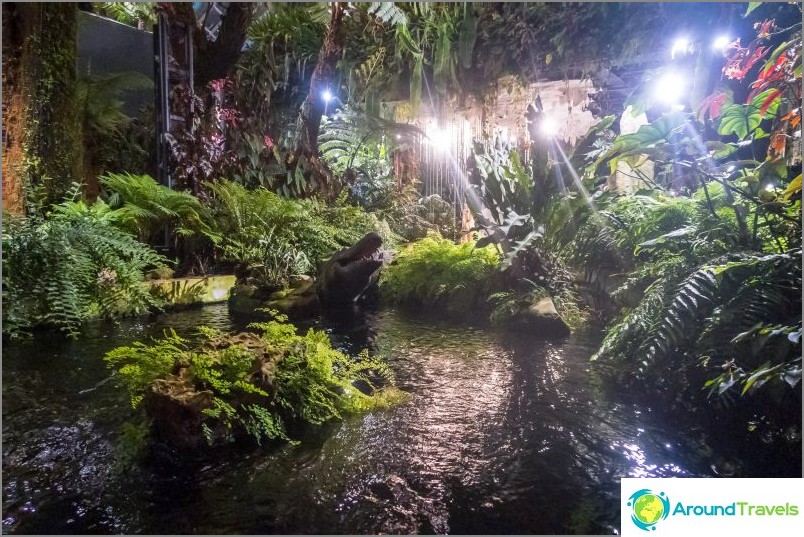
[
  {"left": 2, "top": 2, "right": 83, "bottom": 210},
  {"left": 289, "top": 2, "right": 348, "bottom": 199},
  {"left": 160, "top": 2, "right": 253, "bottom": 87}
]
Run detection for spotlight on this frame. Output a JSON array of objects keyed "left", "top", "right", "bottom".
[
  {"left": 765, "top": 183, "right": 776, "bottom": 192},
  {"left": 540, "top": 117, "right": 558, "bottom": 137},
  {"left": 428, "top": 125, "right": 451, "bottom": 152},
  {"left": 654, "top": 71, "right": 686, "bottom": 105},
  {"left": 322, "top": 90, "right": 333, "bottom": 103},
  {"left": 713, "top": 35, "right": 731, "bottom": 51},
  {"left": 671, "top": 37, "right": 693, "bottom": 59}
]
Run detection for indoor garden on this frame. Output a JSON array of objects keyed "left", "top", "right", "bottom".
[{"left": 1, "top": 2, "right": 801, "bottom": 534}]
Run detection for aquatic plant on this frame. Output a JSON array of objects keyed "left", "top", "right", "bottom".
[
  {"left": 104, "top": 312, "right": 405, "bottom": 447},
  {"left": 2, "top": 185, "right": 168, "bottom": 339},
  {"left": 380, "top": 236, "right": 501, "bottom": 315}
]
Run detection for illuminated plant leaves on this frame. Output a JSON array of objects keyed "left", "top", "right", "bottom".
[{"left": 717, "top": 103, "right": 761, "bottom": 139}]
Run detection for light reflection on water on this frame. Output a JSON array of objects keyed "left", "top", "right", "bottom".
[{"left": 3, "top": 304, "right": 713, "bottom": 534}]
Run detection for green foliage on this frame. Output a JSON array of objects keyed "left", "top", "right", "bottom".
[
  {"left": 469, "top": 141, "right": 577, "bottom": 296},
  {"left": 100, "top": 172, "right": 214, "bottom": 241},
  {"left": 206, "top": 180, "right": 394, "bottom": 289},
  {"left": 2, "top": 186, "right": 168, "bottom": 339},
  {"left": 92, "top": 2, "right": 157, "bottom": 28},
  {"left": 593, "top": 249, "right": 801, "bottom": 401},
  {"left": 319, "top": 106, "right": 422, "bottom": 210},
  {"left": 104, "top": 314, "right": 404, "bottom": 446},
  {"left": 77, "top": 72, "right": 153, "bottom": 171},
  {"left": 380, "top": 236, "right": 501, "bottom": 314},
  {"left": 18, "top": 3, "right": 83, "bottom": 205}
]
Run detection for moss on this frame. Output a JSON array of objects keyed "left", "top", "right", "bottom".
[{"left": 10, "top": 3, "right": 83, "bottom": 206}]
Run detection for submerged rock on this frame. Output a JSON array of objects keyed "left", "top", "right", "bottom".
[{"left": 505, "top": 296, "right": 571, "bottom": 339}]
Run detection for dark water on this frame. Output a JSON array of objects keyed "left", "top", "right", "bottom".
[{"left": 0, "top": 304, "right": 792, "bottom": 534}]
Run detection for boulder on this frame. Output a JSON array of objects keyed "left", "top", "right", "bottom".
[
  {"left": 228, "top": 283, "right": 268, "bottom": 315},
  {"left": 143, "top": 332, "right": 285, "bottom": 450},
  {"left": 144, "top": 369, "right": 214, "bottom": 450},
  {"left": 508, "top": 296, "right": 571, "bottom": 339}
]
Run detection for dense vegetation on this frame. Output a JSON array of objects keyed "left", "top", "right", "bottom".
[
  {"left": 2, "top": 1, "right": 800, "bottom": 458},
  {"left": 104, "top": 312, "right": 406, "bottom": 446},
  {"left": 380, "top": 236, "right": 500, "bottom": 315}
]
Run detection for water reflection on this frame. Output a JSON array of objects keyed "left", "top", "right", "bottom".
[{"left": 3, "top": 304, "right": 716, "bottom": 534}]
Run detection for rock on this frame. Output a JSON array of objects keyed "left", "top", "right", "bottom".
[
  {"left": 145, "top": 266, "right": 175, "bottom": 281},
  {"left": 144, "top": 370, "right": 214, "bottom": 450},
  {"left": 143, "top": 332, "right": 285, "bottom": 450},
  {"left": 228, "top": 283, "right": 266, "bottom": 315},
  {"left": 264, "top": 291, "right": 320, "bottom": 316},
  {"left": 509, "top": 296, "right": 571, "bottom": 339}
]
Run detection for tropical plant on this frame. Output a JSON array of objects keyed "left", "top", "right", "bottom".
[
  {"left": 380, "top": 236, "right": 501, "bottom": 315},
  {"left": 77, "top": 72, "right": 153, "bottom": 171},
  {"left": 2, "top": 185, "right": 168, "bottom": 339},
  {"left": 206, "top": 180, "right": 394, "bottom": 289},
  {"left": 104, "top": 313, "right": 405, "bottom": 446},
  {"left": 573, "top": 5, "right": 802, "bottom": 439},
  {"left": 100, "top": 172, "right": 215, "bottom": 242},
  {"left": 318, "top": 105, "right": 423, "bottom": 209},
  {"left": 92, "top": 2, "right": 157, "bottom": 29},
  {"left": 469, "top": 136, "right": 576, "bottom": 296}
]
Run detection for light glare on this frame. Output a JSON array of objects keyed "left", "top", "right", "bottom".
[
  {"left": 540, "top": 118, "right": 558, "bottom": 137},
  {"left": 713, "top": 35, "right": 730, "bottom": 50},
  {"left": 671, "top": 37, "right": 693, "bottom": 59},
  {"left": 322, "top": 90, "right": 333, "bottom": 102},
  {"left": 655, "top": 71, "right": 686, "bottom": 105}
]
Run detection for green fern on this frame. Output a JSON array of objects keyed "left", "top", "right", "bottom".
[
  {"left": 380, "top": 236, "right": 501, "bottom": 314},
  {"left": 100, "top": 172, "right": 215, "bottom": 241},
  {"left": 3, "top": 192, "right": 168, "bottom": 339},
  {"left": 104, "top": 314, "right": 403, "bottom": 446},
  {"left": 593, "top": 250, "right": 801, "bottom": 401}
]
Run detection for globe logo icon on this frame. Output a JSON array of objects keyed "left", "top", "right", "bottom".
[{"left": 627, "top": 489, "right": 670, "bottom": 531}]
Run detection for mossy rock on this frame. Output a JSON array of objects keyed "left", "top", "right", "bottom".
[
  {"left": 228, "top": 277, "right": 320, "bottom": 317},
  {"left": 145, "top": 266, "right": 175, "bottom": 281},
  {"left": 495, "top": 295, "right": 571, "bottom": 339}
]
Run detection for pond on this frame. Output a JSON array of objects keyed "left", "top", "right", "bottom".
[{"left": 0, "top": 303, "right": 787, "bottom": 534}]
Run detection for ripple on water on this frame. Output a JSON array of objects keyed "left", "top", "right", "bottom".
[{"left": 4, "top": 304, "right": 715, "bottom": 534}]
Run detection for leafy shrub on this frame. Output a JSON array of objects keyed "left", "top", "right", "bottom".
[
  {"left": 104, "top": 313, "right": 405, "bottom": 446},
  {"left": 380, "top": 236, "right": 501, "bottom": 314},
  {"left": 100, "top": 172, "right": 215, "bottom": 241},
  {"left": 207, "top": 180, "right": 395, "bottom": 289},
  {"left": 2, "top": 189, "right": 168, "bottom": 338},
  {"left": 592, "top": 250, "right": 801, "bottom": 400}
]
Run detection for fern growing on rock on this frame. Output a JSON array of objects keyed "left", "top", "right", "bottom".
[{"left": 104, "top": 312, "right": 406, "bottom": 448}]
